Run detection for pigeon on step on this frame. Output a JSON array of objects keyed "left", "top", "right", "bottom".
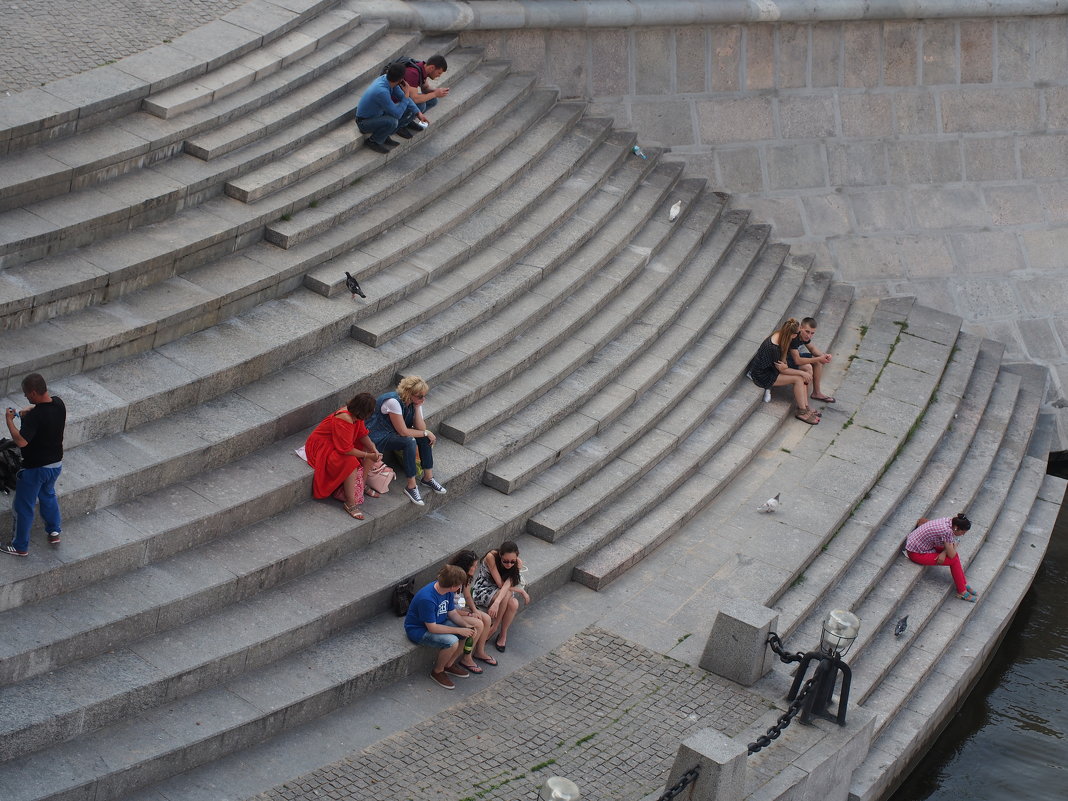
[
  {"left": 894, "top": 615, "right": 908, "bottom": 636},
  {"left": 668, "top": 201, "right": 682, "bottom": 222},
  {"left": 756, "top": 493, "right": 780, "bottom": 513},
  {"left": 344, "top": 271, "right": 366, "bottom": 299}
]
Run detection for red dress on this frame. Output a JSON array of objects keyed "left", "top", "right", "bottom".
[{"left": 305, "top": 410, "right": 368, "bottom": 501}]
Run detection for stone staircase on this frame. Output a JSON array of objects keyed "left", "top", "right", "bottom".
[{"left": 0, "top": 4, "right": 1062, "bottom": 801}]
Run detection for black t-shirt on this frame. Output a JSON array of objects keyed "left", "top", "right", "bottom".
[{"left": 19, "top": 396, "right": 65, "bottom": 468}]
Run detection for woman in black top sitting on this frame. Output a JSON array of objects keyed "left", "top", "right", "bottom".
[{"left": 745, "top": 318, "right": 820, "bottom": 425}]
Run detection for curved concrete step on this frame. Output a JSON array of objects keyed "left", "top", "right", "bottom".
[
  {"left": 784, "top": 368, "right": 1033, "bottom": 655},
  {"left": 770, "top": 331, "right": 996, "bottom": 637},
  {"left": 572, "top": 280, "right": 856, "bottom": 591},
  {"left": 141, "top": 4, "right": 364, "bottom": 121},
  {"left": 0, "top": 0, "right": 341, "bottom": 154},
  {"left": 0, "top": 82, "right": 560, "bottom": 393},
  {"left": 847, "top": 470, "right": 1064, "bottom": 801},
  {"left": 0, "top": 19, "right": 397, "bottom": 256},
  {"left": 482, "top": 213, "right": 762, "bottom": 494}
]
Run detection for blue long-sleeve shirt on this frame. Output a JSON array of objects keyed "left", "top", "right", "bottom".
[{"left": 356, "top": 75, "right": 418, "bottom": 120}]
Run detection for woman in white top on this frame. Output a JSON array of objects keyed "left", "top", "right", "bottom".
[{"left": 366, "top": 375, "right": 446, "bottom": 506}]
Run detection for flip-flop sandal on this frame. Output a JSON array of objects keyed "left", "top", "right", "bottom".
[
  {"left": 473, "top": 655, "right": 498, "bottom": 667},
  {"left": 812, "top": 394, "right": 836, "bottom": 403},
  {"left": 343, "top": 503, "right": 365, "bottom": 520},
  {"left": 794, "top": 409, "right": 820, "bottom": 425},
  {"left": 460, "top": 661, "right": 484, "bottom": 674}
]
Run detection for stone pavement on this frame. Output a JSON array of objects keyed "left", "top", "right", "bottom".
[
  {"left": 0, "top": 0, "right": 245, "bottom": 94},
  {"left": 254, "top": 628, "right": 769, "bottom": 801}
]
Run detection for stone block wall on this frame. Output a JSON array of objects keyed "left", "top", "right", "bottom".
[{"left": 460, "top": 16, "right": 1068, "bottom": 447}]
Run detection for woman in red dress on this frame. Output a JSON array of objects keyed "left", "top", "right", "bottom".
[{"left": 304, "top": 393, "right": 381, "bottom": 519}]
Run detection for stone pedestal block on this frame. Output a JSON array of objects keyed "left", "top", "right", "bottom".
[
  {"left": 699, "top": 599, "right": 778, "bottom": 686},
  {"left": 664, "top": 727, "right": 747, "bottom": 801}
]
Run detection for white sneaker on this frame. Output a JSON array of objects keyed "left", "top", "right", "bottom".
[{"left": 763, "top": 389, "right": 772, "bottom": 403}]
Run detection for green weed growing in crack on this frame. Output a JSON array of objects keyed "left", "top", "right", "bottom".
[
  {"left": 790, "top": 572, "right": 807, "bottom": 588},
  {"left": 530, "top": 760, "right": 556, "bottom": 772},
  {"left": 677, "top": 632, "right": 692, "bottom": 645},
  {"left": 575, "top": 733, "right": 597, "bottom": 747}
]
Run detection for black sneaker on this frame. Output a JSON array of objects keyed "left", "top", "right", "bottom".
[
  {"left": 48, "top": 531, "right": 61, "bottom": 545},
  {"left": 364, "top": 139, "right": 390, "bottom": 154},
  {"left": 408, "top": 121, "right": 424, "bottom": 132},
  {"left": 420, "top": 477, "right": 447, "bottom": 495},
  {"left": 1, "top": 544, "right": 28, "bottom": 557},
  {"left": 383, "top": 137, "right": 400, "bottom": 147},
  {"left": 394, "top": 127, "right": 413, "bottom": 139}
]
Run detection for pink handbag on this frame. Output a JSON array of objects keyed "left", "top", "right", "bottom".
[{"left": 365, "top": 462, "right": 395, "bottom": 494}]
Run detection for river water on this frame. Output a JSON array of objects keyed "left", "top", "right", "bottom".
[{"left": 890, "top": 475, "right": 1068, "bottom": 801}]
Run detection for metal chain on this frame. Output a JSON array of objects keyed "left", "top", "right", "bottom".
[
  {"left": 746, "top": 674, "right": 819, "bottom": 755},
  {"left": 766, "top": 632, "right": 805, "bottom": 664},
  {"left": 655, "top": 766, "right": 700, "bottom": 801}
]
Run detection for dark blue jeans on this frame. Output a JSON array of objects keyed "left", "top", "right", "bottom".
[
  {"left": 371, "top": 431, "right": 433, "bottom": 479},
  {"left": 355, "top": 107, "right": 416, "bottom": 144},
  {"left": 12, "top": 464, "right": 62, "bottom": 551}
]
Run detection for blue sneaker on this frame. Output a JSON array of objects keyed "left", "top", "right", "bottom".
[{"left": 403, "top": 485, "right": 424, "bottom": 506}]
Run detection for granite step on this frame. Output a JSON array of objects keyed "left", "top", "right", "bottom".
[
  {"left": 0, "top": 40, "right": 490, "bottom": 333},
  {"left": 267, "top": 70, "right": 547, "bottom": 251},
  {"left": 0, "top": 0, "right": 341, "bottom": 154},
  {"left": 0, "top": 84, "right": 560, "bottom": 393},
  {"left": 391, "top": 155, "right": 679, "bottom": 407},
  {"left": 141, "top": 4, "right": 364, "bottom": 120},
  {"left": 5, "top": 117, "right": 621, "bottom": 454},
  {"left": 770, "top": 332, "right": 998, "bottom": 638},
  {"left": 220, "top": 45, "right": 484, "bottom": 200},
  {"left": 349, "top": 117, "right": 621, "bottom": 347},
  {"left": 481, "top": 213, "right": 764, "bottom": 494},
  {"left": 434, "top": 177, "right": 710, "bottom": 446},
  {"left": 784, "top": 368, "right": 1033, "bottom": 657},
  {"left": 847, "top": 470, "right": 1065, "bottom": 801},
  {"left": 834, "top": 379, "right": 1045, "bottom": 705},
  {"left": 0, "top": 20, "right": 396, "bottom": 233},
  {"left": 0, "top": 438, "right": 483, "bottom": 749},
  {"left": 572, "top": 281, "right": 856, "bottom": 591}
]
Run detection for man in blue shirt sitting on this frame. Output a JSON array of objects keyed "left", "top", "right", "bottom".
[
  {"left": 355, "top": 62, "right": 425, "bottom": 154},
  {"left": 404, "top": 565, "right": 478, "bottom": 689}
]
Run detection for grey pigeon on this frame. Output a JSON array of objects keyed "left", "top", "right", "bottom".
[
  {"left": 756, "top": 493, "right": 780, "bottom": 513},
  {"left": 344, "top": 271, "right": 366, "bottom": 299},
  {"left": 894, "top": 615, "right": 908, "bottom": 636}
]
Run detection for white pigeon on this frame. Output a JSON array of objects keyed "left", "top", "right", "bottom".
[
  {"left": 668, "top": 201, "right": 681, "bottom": 221},
  {"left": 757, "top": 492, "right": 780, "bottom": 513}
]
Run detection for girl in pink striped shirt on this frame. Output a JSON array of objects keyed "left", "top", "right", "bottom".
[{"left": 905, "top": 513, "right": 977, "bottom": 601}]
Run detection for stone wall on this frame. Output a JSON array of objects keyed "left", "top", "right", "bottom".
[{"left": 458, "top": 16, "right": 1068, "bottom": 448}]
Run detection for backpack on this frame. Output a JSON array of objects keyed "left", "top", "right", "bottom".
[
  {"left": 381, "top": 58, "right": 424, "bottom": 85},
  {"left": 0, "top": 438, "right": 22, "bottom": 494},
  {"left": 391, "top": 577, "right": 415, "bottom": 616}
]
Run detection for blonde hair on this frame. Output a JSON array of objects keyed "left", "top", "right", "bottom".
[
  {"left": 397, "top": 375, "right": 430, "bottom": 404},
  {"left": 774, "top": 318, "right": 800, "bottom": 362}
]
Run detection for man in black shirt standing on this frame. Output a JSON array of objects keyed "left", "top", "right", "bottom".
[{"left": 3, "top": 373, "right": 66, "bottom": 556}]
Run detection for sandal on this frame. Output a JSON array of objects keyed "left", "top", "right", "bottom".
[
  {"left": 364, "top": 488, "right": 382, "bottom": 499},
  {"left": 343, "top": 503, "right": 365, "bottom": 520},
  {"left": 811, "top": 394, "right": 836, "bottom": 403},
  {"left": 957, "top": 589, "right": 978, "bottom": 603},
  {"left": 794, "top": 408, "right": 820, "bottom": 425}
]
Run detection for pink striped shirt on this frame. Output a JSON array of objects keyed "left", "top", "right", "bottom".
[{"left": 906, "top": 517, "right": 955, "bottom": 553}]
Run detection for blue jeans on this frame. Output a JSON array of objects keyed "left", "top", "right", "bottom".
[
  {"left": 371, "top": 431, "right": 433, "bottom": 479},
  {"left": 12, "top": 464, "right": 62, "bottom": 551},
  {"left": 355, "top": 107, "right": 416, "bottom": 144},
  {"left": 413, "top": 621, "right": 462, "bottom": 649},
  {"left": 416, "top": 97, "right": 438, "bottom": 113}
]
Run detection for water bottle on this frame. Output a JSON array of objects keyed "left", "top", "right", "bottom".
[{"left": 632, "top": 145, "right": 647, "bottom": 159}]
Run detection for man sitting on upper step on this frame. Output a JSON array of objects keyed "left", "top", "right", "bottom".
[
  {"left": 400, "top": 54, "right": 450, "bottom": 117},
  {"left": 788, "top": 316, "right": 836, "bottom": 405},
  {"left": 354, "top": 62, "right": 427, "bottom": 154}
]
